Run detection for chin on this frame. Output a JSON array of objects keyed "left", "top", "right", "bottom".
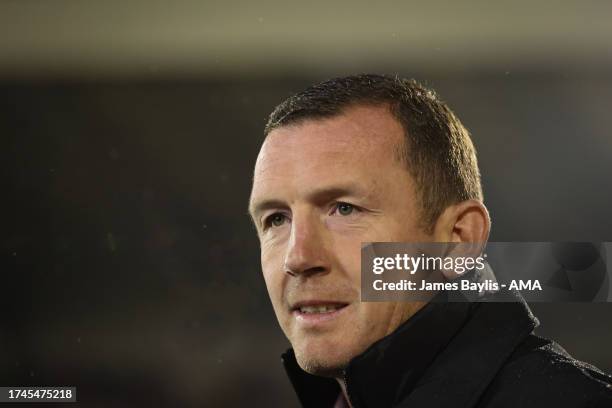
[
  {"left": 296, "top": 354, "right": 347, "bottom": 378},
  {"left": 293, "top": 338, "right": 358, "bottom": 378}
]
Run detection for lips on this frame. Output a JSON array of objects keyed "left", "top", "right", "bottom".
[
  {"left": 289, "top": 301, "right": 350, "bottom": 327},
  {"left": 298, "top": 304, "right": 344, "bottom": 314},
  {"left": 291, "top": 301, "right": 349, "bottom": 314}
]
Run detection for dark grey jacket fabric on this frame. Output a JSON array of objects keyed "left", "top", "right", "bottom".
[{"left": 282, "top": 292, "right": 612, "bottom": 407}]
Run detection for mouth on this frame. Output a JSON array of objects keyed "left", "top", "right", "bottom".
[{"left": 290, "top": 301, "right": 350, "bottom": 327}]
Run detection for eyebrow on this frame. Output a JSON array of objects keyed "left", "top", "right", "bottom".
[{"left": 248, "top": 183, "right": 371, "bottom": 222}]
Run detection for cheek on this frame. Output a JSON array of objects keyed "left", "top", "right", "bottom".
[
  {"left": 328, "top": 234, "right": 365, "bottom": 285},
  {"left": 260, "top": 243, "right": 286, "bottom": 302},
  {"left": 358, "top": 303, "right": 395, "bottom": 335}
]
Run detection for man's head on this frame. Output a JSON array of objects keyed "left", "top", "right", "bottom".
[{"left": 248, "top": 74, "right": 490, "bottom": 378}]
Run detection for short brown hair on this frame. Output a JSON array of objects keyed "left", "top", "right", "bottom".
[{"left": 264, "top": 74, "right": 483, "bottom": 232}]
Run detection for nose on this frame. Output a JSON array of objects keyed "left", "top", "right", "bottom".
[{"left": 283, "top": 211, "right": 329, "bottom": 277}]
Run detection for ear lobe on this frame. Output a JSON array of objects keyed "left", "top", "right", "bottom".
[{"left": 433, "top": 200, "right": 490, "bottom": 243}]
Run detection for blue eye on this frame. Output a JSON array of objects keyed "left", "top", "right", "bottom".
[
  {"left": 336, "top": 202, "right": 355, "bottom": 216},
  {"left": 265, "top": 213, "right": 287, "bottom": 228}
]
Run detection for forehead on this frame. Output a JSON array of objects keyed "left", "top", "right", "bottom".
[
  {"left": 250, "top": 105, "right": 408, "bottom": 207},
  {"left": 255, "top": 106, "right": 404, "bottom": 175}
]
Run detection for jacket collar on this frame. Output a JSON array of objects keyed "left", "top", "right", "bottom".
[{"left": 282, "top": 291, "right": 538, "bottom": 408}]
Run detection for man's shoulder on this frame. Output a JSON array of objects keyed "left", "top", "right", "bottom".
[{"left": 478, "top": 334, "right": 612, "bottom": 407}]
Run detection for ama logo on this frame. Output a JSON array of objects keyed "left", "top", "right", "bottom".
[{"left": 509, "top": 280, "right": 542, "bottom": 290}]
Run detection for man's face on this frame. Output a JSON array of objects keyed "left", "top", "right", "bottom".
[{"left": 249, "top": 105, "right": 430, "bottom": 376}]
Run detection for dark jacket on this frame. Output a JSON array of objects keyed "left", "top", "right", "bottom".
[{"left": 282, "top": 292, "right": 612, "bottom": 407}]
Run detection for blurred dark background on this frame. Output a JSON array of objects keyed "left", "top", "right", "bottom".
[{"left": 2, "top": 1, "right": 612, "bottom": 407}]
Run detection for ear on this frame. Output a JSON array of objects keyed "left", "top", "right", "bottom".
[{"left": 432, "top": 200, "right": 490, "bottom": 243}]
